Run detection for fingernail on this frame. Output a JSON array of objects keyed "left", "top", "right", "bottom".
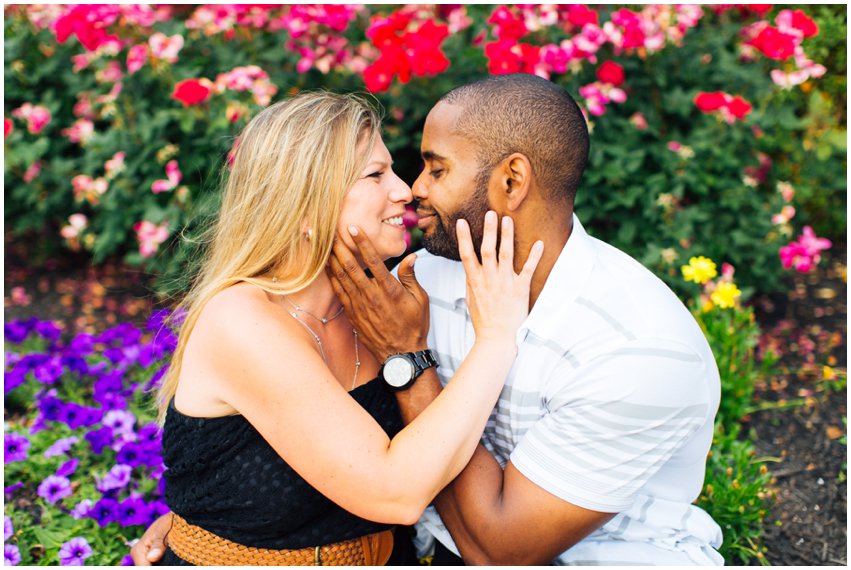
[
  {"left": 348, "top": 225, "right": 359, "bottom": 236},
  {"left": 486, "top": 210, "right": 496, "bottom": 222},
  {"left": 148, "top": 549, "right": 162, "bottom": 559}
]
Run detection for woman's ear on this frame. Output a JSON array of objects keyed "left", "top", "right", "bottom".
[{"left": 500, "top": 153, "right": 532, "bottom": 212}]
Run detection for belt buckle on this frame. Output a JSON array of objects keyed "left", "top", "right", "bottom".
[{"left": 314, "top": 545, "right": 322, "bottom": 566}]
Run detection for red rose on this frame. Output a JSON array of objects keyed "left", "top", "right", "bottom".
[
  {"left": 789, "top": 9, "right": 819, "bottom": 38},
  {"left": 484, "top": 40, "right": 522, "bottom": 75},
  {"left": 596, "top": 61, "right": 625, "bottom": 87},
  {"left": 488, "top": 6, "right": 526, "bottom": 41},
  {"left": 694, "top": 91, "right": 728, "bottom": 112},
  {"left": 750, "top": 25, "right": 797, "bottom": 61},
  {"left": 567, "top": 5, "right": 598, "bottom": 27},
  {"left": 742, "top": 5, "right": 774, "bottom": 17},
  {"left": 172, "top": 78, "right": 213, "bottom": 106},
  {"left": 726, "top": 96, "right": 752, "bottom": 119},
  {"left": 4, "top": 118, "right": 12, "bottom": 138}
]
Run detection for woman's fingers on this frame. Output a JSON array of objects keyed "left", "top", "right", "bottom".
[
  {"left": 498, "top": 215, "right": 514, "bottom": 268},
  {"left": 456, "top": 218, "right": 478, "bottom": 276},
  {"left": 479, "top": 210, "right": 498, "bottom": 269},
  {"left": 520, "top": 240, "right": 545, "bottom": 281}
]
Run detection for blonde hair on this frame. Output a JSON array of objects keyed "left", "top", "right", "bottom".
[{"left": 156, "top": 91, "right": 381, "bottom": 423}]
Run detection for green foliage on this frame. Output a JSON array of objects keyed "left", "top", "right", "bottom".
[
  {"left": 698, "top": 423, "right": 775, "bottom": 566},
  {"left": 689, "top": 294, "right": 780, "bottom": 564}
]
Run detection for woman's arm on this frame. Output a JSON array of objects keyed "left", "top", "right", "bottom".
[{"left": 197, "top": 212, "right": 542, "bottom": 526}]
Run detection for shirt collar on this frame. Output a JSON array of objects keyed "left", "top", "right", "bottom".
[{"left": 518, "top": 213, "right": 597, "bottom": 341}]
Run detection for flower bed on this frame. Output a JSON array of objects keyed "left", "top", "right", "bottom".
[{"left": 4, "top": 4, "right": 845, "bottom": 298}]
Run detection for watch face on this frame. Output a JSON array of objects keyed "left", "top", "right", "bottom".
[{"left": 383, "top": 356, "right": 415, "bottom": 388}]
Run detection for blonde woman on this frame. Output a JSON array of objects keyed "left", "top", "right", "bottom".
[{"left": 148, "top": 92, "right": 544, "bottom": 566}]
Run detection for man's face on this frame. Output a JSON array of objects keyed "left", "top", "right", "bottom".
[{"left": 413, "top": 102, "right": 492, "bottom": 261}]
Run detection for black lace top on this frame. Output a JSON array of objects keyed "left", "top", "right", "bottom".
[{"left": 159, "top": 378, "right": 404, "bottom": 565}]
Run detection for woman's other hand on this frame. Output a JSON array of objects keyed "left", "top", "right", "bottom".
[{"left": 456, "top": 211, "right": 544, "bottom": 347}]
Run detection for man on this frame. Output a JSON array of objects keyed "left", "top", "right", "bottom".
[{"left": 133, "top": 74, "right": 723, "bottom": 565}]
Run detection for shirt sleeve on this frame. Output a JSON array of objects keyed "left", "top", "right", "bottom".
[{"left": 509, "top": 341, "right": 713, "bottom": 513}]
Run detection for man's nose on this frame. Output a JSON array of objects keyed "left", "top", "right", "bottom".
[{"left": 412, "top": 169, "right": 428, "bottom": 200}]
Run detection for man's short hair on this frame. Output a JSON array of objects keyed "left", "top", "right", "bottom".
[{"left": 439, "top": 73, "right": 589, "bottom": 205}]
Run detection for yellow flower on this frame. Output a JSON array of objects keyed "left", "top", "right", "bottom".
[
  {"left": 711, "top": 281, "right": 741, "bottom": 309},
  {"left": 823, "top": 366, "right": 836, "bottom": 380},
  {"left": 681, "top": 256, "right": 718, "bottom": 284}
]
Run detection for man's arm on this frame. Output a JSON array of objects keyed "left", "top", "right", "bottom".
[{"left": 329, "top": 231, "right": 613, "bottom": 564}]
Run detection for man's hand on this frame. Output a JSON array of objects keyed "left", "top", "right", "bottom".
[
  {"left": 328, "top": 225, "right": 430, "bottom": 360},
  {"left": 129, "top": 513, "right": 172, "bottom": 565}
]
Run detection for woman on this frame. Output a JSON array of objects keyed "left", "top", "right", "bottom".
[{"left": 150, "top": 92, "right": 543, "bottom": 565}]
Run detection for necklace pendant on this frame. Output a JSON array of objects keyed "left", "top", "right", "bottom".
[
  {"left": 320, "top": 318, "right": 328, "bottom": 324},
  {"left": 290, "top": 312, "right": 298, "bottom": 319}
]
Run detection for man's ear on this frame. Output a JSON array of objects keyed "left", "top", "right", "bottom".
[{"left": 498, "top": 153, "right": 532, "bottom": 212}]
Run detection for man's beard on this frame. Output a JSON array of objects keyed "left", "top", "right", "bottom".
[{"left": 421, "top": 171, "right": 495, "bottom": 262}]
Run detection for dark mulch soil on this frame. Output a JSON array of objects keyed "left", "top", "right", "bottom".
[
  {"left": 4, "top": 239, "right": 847, "bottom": 566},
  {"left": 747, "top": 247, "right": 847, "bottom": 566}
]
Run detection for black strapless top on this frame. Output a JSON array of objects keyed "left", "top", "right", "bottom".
[{"left": 159, "top": 378, "right": 405, "bottom": 565}]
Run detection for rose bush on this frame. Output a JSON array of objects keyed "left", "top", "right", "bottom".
[{"left": 3, "top": 4, "right": 845, "bottom": 299}]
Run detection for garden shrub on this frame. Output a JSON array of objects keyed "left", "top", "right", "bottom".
[{"left": 3, "top": 4, "right": 845, "bottom": 299}]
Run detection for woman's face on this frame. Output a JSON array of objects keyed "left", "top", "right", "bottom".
[{"left": 338, "top": 135, "right": 413, "bottom": 261}]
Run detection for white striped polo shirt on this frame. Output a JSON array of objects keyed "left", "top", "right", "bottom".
[{"left": 408, "top": 214, "right": 724, "bottom": 565}]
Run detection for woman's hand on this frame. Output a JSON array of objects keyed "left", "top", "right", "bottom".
[
  {"left": 328, "top": 226, "right": 430, "bottom": 361},
  {"left": 457, "top": 211, "right": 544, "bottom": 346}
]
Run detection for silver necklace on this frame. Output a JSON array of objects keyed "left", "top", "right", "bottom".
[
  {"left": 287, "top": 310, "right": 360, "bottom": 390},
  {"left": 274, "top": 281, "right": 344, "bottom": 324}
]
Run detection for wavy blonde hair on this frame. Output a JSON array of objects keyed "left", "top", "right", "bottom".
[{"left": 156, "top": 91, "right": 381, "bottom": 423}]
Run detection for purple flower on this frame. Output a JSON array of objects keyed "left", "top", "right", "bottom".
[
  {"left": 146, "top": 500, "right": 171, "bottom": 524},
  {"left": 37, "top": 393, "right": 65, "bottom": 421},
  {"left": 61, "top": 353, "right": 90, "bottom": 376},
  {"left": 145, "top": 308, "right": 171, "bottom": 332},
  {"left": 4, "top": 368, "right": 26, "bottom": 395},
  {"left": 120, "top": 554, "right": 135, "bottom": 566},
  {"left": 70, "top": 499, "right": 93, "bottom": 520},
  {"left": 34, "top": 320, "right": 62, "bottom": 341},
  {"left": 116, "top": 497, "right": 150, "bottom": 527},
  {"left": 59, "top": 403, "right": 102, "bottom": 430},
  {"left": 4, "top": 321, "right": 30, "bottom": 343},
  {"left": 116, "top": 442, "right": 147, "bottom": 468},
  {"left": 145, "top": 364, "right": 170, "bottom": 391},
  {"left": 57, "top": 458, "right": 80, "bottom": 478},
  {"left": 68, "top": 333, "right": 95, "bottom": 355},
  {"left": 96, "top": 464, "right": 132, "bottom": 493},
  {"left": 33, "top": 356, "right": 63, "bottom": 384},
  {"left": 4, "top": 515, "right": 13, "bottom": 541},
  {"left": 137, "top": 423, "right": 162, "bottom": 444},
  {"left": 4, "top": 483, "right": 23, "bottom": 497},
  {"left": 90, "top": 498, "right": 117, "bottom": 527},
  {"left": 103, "top": 410, "right": 136, "bottom": 434},
  {"left": 85, "top": 426, "right": 113, "bottom": 455},
  {"left": 37, "top": 475, "right": 72, "bottom": 504},
  {"left": 58, "top": 537, "right": 92, "bottom": 566},
  {"left": 4, "top": 544, "right": 21, "bottom": 566},
  {"left": 44, "top": 436, "right": 79, "bottom": 458},
  {"left": 4, "top": 434, "right": 30, "bottom": 463}
]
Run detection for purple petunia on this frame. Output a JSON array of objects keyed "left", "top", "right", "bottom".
[
  {"left": 85, "top": 426, "right": 114, "bottom": 455},
  {"left": 68, "top": 332, "right": 95, "bottom": 355},
  {"left": 4, "top": 434, "right": 30, "bottom": 464},
  {"left": 120, "top": 554, "right": 135, "bottom": 566},
  {"left": 4, "top": 483, "right": 24, "bottom": 497},
  {"left": 4, "top": 544, "right": 21, "bottom": 566},
  {"left": 4, "top": 320, "right": 31, "bottom": 343},
  {"left": 4, "top": 369, "right": 26, "bottom": 395},
  {"left": 37, "top": 392, "right": 65, "bottom": 421},
  {"left": 44, "top": 436, "right": 80, "bottom": 459},
  {"left": 116, "top": 497, "right": 150, "bottom": 527},
  {"left": 4, "top": 515, "right": 12, "bottom": 541},
  {"left": 103, "top": 410, "right": 136, "bottom": 434},
  {"left": 33, "top": 355, "right": 63, "bottom": 384},
  {"left": 96, "top": 464, "right": 132, "bottom": 493},
  {"left": 58, "top": 537, "right": 92, "bottom": 566},
  {"left": 56, "top": 458, "right": 80, "bottom": 478},
  {"left": 34, "top": 320, "right": 62, "bottom": 342},
  {"left": 90, "top": 498, "right": 118, "bottom": 527},
  {"left": 70, "top": 499, "right": 93, "bottom": 520},
  {"left": 37, "top": 475, "right": 72, "bottom": 504}
]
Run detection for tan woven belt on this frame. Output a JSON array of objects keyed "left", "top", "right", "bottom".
[{"left": 166, "top": 514, "right": 394, "bottom": 566}]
